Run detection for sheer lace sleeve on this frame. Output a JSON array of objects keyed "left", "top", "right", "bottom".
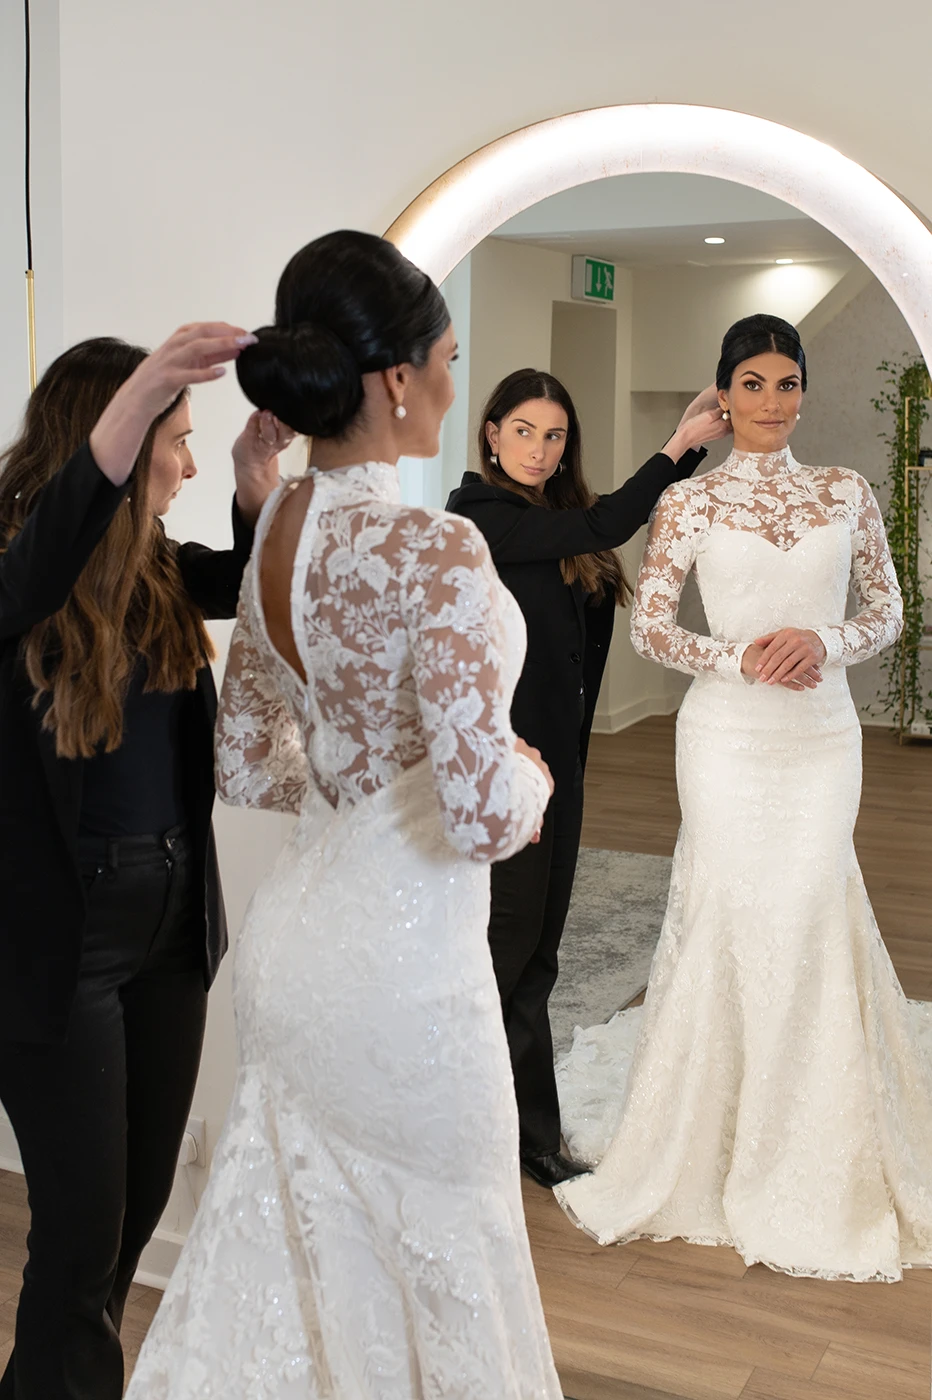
[
  {"left": 404, "top": 514, "right": 551, "bottom": 862},
  {"left": 631, "top": 485, "right": 750, "bottom": 682},
  {"left": 813, "top": 474, "right": 903, "bottom": 666},
  {"left": 215, "top": 584, "right": 309, "bottom": 815}
]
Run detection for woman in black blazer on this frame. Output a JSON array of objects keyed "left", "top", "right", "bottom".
[
  {"left": 0, "top": 325, "right": 288, "bottom": 1400},
  {"left": 446, "top": 368, "right": 728, "bottom": 1188}
]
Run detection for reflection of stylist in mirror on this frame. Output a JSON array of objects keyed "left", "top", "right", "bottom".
[{"left": 446, "top": 369, "right": 729, "bottom": 1187}]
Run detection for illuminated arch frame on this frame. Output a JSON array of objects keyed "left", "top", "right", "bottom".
[{"left": 385, "top": 103, "right": 932, "bottom": 368}]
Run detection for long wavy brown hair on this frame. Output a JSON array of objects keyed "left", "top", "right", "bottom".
[
  {"left": 477, "top": 369, "right": 630, "bottom": 605},
  {"left": 0, "top": 337, "right": 214, "bottom": 759}
]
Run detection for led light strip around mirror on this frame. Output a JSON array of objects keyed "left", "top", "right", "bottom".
[{"left": 385, "top": 103, "right": 932, "bottom": 373}]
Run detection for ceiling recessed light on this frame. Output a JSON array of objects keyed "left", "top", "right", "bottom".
[
  {"left": 704, "top": 236, "right": 726, "bottom": 245},
  {"left": 775, "top": 257, "right": 794, "bottom": 265}
]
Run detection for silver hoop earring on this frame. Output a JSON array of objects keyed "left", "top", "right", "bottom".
[
  {"left": 721, "top": 410, "right": 730, "bottom": 421},
  {"left": 393, "top": 404, "right": 407, "bottom": 420},
  {"left": 555, "top": 461, "right": 565, "bottom": 475}
]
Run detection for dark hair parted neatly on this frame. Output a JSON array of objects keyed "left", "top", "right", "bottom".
[
  {"left": 716, "top": 314, "right": 808, "bottom": 392},
  {"left": 0, "top": 337, "right": 213, "bottom": 759},
  {"left": 236, "top": 230, "right": 451, "bottom": 439},
  {"left": 478, "top": 369, "right": 630, "bottom": 607}
]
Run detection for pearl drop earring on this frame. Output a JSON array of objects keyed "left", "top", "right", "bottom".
[
  {"left": 490, "top": 453, "right": 498, "bottom": 465},
  {"left": 393, "top": 404, "right": 406, "bottom": 420},
  {"left": 797, "top": 413, "right": 801, "bottom": 421},
  {"left": 721, "top": 410, "right": 730, "bottom": 421}
]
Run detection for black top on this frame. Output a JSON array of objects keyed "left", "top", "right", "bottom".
[
  {"left": 445, "top": 447, "right": 706, "bottom": 794},
  {"left": 78, "top": 658, "right": 191, "bottom": 837},
  {"left": 0, "top": 441, "right": 254, "bottom": 1042}
]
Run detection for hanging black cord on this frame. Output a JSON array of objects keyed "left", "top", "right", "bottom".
[{"left": 24, "top": 0, "right": 33, "bottom": 271}]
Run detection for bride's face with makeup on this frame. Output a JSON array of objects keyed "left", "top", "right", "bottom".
[{"left": 718, "top": 352, "right": 804, "bottom": 455}]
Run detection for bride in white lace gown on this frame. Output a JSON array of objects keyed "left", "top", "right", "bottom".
[
  {"left": 555, "top": 315, "right": 932, "bottom": 1283},
  {"left": 127, "top": 232, "right": 561, "bottom": 1398}
]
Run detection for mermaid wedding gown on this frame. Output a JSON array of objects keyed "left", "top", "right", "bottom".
[
  {"left": 127, "top": 463, "right": 561, "bottom": 1398},
  {"left": 555, "top": 446, "right": 932, "bottom": 1283}
]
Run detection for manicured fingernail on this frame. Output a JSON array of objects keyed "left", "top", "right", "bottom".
[
  {"left": 236, "top": 334, "right": 258, "bottom": 346},
  {"left": 213, "top": 365, "right": 226, "bottom": 376}
]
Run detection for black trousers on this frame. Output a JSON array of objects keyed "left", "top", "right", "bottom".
[
  {"left": 489, "top": 759, "right": 585, "bottom": 1158},
  {"left": 0, "top": 828, "right": 208, "bottom": 1400}
]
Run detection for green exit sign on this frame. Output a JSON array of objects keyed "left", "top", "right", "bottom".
[{"left": 572, "top": 255, "right": 615, "bottom": 303}]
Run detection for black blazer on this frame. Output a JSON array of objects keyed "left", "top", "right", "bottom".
[
  {"left": 0, "top": 443, "right": 253, "bottom": 1043},
  {"left": 445, "top": 448, "right": 706, "bottom": 796}
]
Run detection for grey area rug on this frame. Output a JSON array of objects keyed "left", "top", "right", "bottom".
[{"left": 549, "top": 848, "right": 672, "bottom": 1058}]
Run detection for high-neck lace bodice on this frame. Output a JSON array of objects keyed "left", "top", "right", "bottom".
[
  {"left": 631, "top": 453, "right": 902, "bottom": 682},
  {"left": 214, "top": 461, "right": 549, "bottom": 862},
  {"left": 721, "top": 445, "right": 796, "bottom": 479}
]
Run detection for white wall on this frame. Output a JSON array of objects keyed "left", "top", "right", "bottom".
[
  {"left": 602, "top": 265, "right": 669, "bottom": 733},
  {"left": 551, "top": 301, "right": 618, "bottom": 492},
  {"left": 437, "top": 255, "right": 473, "bottom": 506},
  {"left": 0, "top": 0, "right": 63, "bottom": 448},
  {"left": 467, "top": 239, "right": 571, "bottom": 432},
  {"left": 3, "top": 0, "right": 932, "bottom": 1281},
  {"left": 631, "top": 261, "right": 849, "bottom": 391},
  {"left": 552, "top": 302, "right": 666, "bottom": 731}
]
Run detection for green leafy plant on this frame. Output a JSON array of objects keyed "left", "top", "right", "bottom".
[{"left": 871, "top": 357, "right": 932, "bottom": 735}]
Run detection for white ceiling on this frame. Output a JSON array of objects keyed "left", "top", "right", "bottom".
[{"left": 493, "top": 173, "right": 857, "bottom": 269}]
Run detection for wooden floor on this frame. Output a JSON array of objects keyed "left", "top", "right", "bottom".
[
  {"left": 0, "top": 717, "right": 929, "bottom": 1397},
  {"left": 533, "top": 716, "right": 932, "bottom": 1400}
]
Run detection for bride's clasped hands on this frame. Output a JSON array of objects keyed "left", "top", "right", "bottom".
[{"left": 742, "top": 626, "right": 827, "bottom": 689}]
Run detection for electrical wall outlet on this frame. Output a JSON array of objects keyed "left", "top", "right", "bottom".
[{"left": 177, "top": 1116, "right": 206, "bottom": 1168}]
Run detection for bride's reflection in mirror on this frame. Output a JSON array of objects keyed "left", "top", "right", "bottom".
[{"left": 398, "top": 169, "right": 932, "bottom": 1397}]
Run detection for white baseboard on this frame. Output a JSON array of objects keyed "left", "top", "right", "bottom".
[
  {"left": 592, "top": 698, "right": 901, "bottom": 736},
  {"left": 135, "top": 1235, "right": 179, "bottom": 1291},
  {"left": 859, "top": 712, "right": 902, "bottom": 729},
  {"left": 591, "top": 694, "right": 678, "bottom": 735},
  {"left": 0, "top": 1110, "right": 21, "bottom": 1173}
]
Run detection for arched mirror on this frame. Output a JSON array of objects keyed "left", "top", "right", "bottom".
[{"left": 381, "top": 104, "right": 932, "bottom": 1400}]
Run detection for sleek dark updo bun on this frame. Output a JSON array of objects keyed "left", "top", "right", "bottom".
[
  {"left": 716, "top": 314, "right": 808, "bottom": 392},
  {"left": 236, "top": 230, "right": 450, "bottom": 439},
  {"left": 236, "top": 323, "right": 362, "bottom": 439}
]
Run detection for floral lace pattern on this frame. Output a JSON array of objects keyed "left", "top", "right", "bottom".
[
  {"left": 554, "top": 449, "right": 932, "bottom": 1284},
  {"left": 215, "top": 463, "right": 549, "bottom": 860},
  {"left": 631, "top": 446, "right": 903, "bottom": 681},
  {"left": 127, "top": 464, "right": 559, "bottom": 1398}
]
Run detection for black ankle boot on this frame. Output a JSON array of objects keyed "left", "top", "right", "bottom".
[{"left": 520, "top": 1151, "right": 590, "bottom": 1188}]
